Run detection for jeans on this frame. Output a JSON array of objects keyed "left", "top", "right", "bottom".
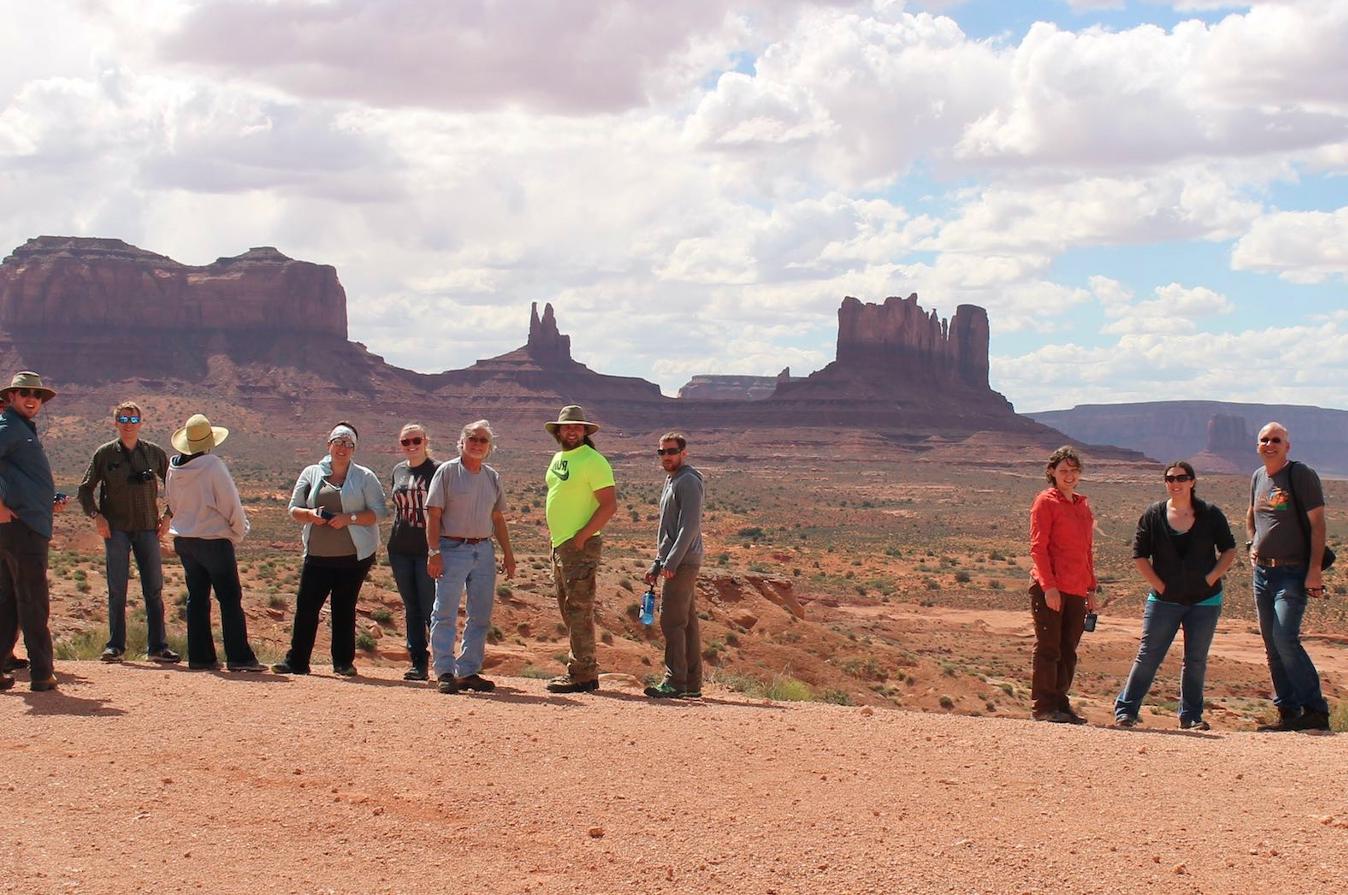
[
  {"left": 389, "top": 551, "right": 435, "bottom": 670},
  {"left": 658, "top": 564, "right": 702, "bottom": 692},
  {"left": 429, "top": 539, "right": 496, "bottom": 678},
  {"left": 1114, "top": 598, "right": 1221, "bottom": 722},
  {"left": 173, "top": 537, "right": 257, "bottom": 667},
  {"left": 104, "top": 529, "right": 167, "bottom": 652},
  {"left": 1253, "top": 563, "right": 1329, "bottom": 715},
  {"left": 286, "top": 554, "right": 374, "bottom": 670},
  {"left": 1029, "top": 582, "right": 1087, "bottom": 716},
  {"left": 0, "top": 520, "right": 54, "bottom": 681}
]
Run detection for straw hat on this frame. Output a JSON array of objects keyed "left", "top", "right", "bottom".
[{"left": 171, "top": 413, "right": 230, "bottom": 454}]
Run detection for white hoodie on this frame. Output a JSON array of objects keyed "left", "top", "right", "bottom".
[{"left": 165, "top": 452, "right": 250, "bottom": 543}]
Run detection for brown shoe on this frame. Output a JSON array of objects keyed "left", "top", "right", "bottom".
[
  {"left": 546, "top": 676, "right": 599, "bottom": 694},
  {"left": 30, "top": 677, "right": 58, "bottom": 692}
]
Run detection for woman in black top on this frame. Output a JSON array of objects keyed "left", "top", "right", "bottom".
[
  {"left": 1114, "top": 461, "right": 1237, "bottom": 730},
  {"left": 388, "top": 423, "right": 439, "bottom": 681}
]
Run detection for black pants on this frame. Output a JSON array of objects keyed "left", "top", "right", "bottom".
[
  {"left": 285, "top": 554, "right": 373, "bottom": 670},
  {"left": 0, "top": 520, "right": 54, "bottom": 681},
  {"left": 175, "top": 536, "right": 258, "bottom": 667}
]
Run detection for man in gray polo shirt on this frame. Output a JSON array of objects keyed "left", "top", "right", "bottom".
[
  {"left": 425, "top": 419, "right": 516, "bottom": 694},
  {"left": 1246, "top": 421, "right": 1332, "bottom": 732}
]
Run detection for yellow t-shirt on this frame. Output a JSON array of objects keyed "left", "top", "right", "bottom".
[{"left": 545, "top": 444, "right": 615, "bottom": 547}]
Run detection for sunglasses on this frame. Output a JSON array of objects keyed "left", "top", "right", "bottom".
[
  {"left": 328, "top": 438, "right": 356, "bottom": 449},
  {"left": 466, "top": 435, "right": 491, "bottom": 445},
  {"left": 12, "top": 388, "right": 44, "bottom": 398},
  {"left": 1164, "top": 474, "right": 1194, "bottom": 483},
  {"left": 116, "top": 415, "right": 141, "bottom": 424},
  {"left": 400, "top": 436, "right": 424, "bottom": 447},
  {"left": 656, "top": 447, "right": 683, "bottom": 457},
  {"left": 1258, "top": 436, "right": 1283, "bottom": 444}
]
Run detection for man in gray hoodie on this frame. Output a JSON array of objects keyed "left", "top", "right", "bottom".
[{"left": 643, "top": 432, "right": 705, "bottom": 699}]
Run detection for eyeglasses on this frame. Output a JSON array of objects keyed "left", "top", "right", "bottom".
[
  {"left": 1164, "top": 474, "right": 1194, "bottom": 483},
  {"left": 116, "top": 415, "right": 141, "bottom": 424},
  {"left": 13, "top": 388, "right": 43, "bottom": 398},
  {"left": 328, "top": 438, "right": 356, "bottom": 449},
  {"left": 656, "top": 447, "right": 683, "bottom": 457},
  {"left": 466, "top": 435, "right": 491, "bottom": 445},
  {"left": 1259, "top": 436, "right": 1283, "bottom": 444},
  {"left": 400, "top": 436, "right": 424, "bottom": 447}
]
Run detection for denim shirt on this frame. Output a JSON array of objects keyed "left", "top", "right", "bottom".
[
  {"left": 0, "top": 408, "right": 56, "bottom": 539},
  {"left": 288, "top": 458, "right": 388, "bottom": 561}
]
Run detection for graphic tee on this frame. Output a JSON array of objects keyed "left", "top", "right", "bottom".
[
  {"left": 545, "top": 444, "right": 615, "bottom": 547},
  {"left": 1251, "top": 462, "right": 1324, "bottom": 565},
  {"left": 388, "top": 458, "right": 439, "bottom": 555}
]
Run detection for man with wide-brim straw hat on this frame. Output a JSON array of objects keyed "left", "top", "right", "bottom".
[
  {"left": 171, "top": 414, "right": 230, "bottom": 454},
  {"left": 542, "top": 404, "right": 616, "bottom": 693},
  {"left": 163, "top": 413, "right": 266, "bottom": 672},
  {"left": 0, "top": 371, "right": 65, "bottom": 692}
]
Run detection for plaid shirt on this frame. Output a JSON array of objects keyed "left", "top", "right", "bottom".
[{"left": 77, "top": 439, "right": 169, "bottom": 532}]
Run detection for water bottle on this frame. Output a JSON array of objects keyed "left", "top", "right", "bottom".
[{"left": 639, "top": 588, "right": 656, "bottom": 625}]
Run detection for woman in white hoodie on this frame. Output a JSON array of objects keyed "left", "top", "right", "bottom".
[{"left": 164, "top": 414, "right": 265, "bottom": 672}]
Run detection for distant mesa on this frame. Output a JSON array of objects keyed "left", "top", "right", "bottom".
[
  {"left": 1188, "top": 414, "right": 1250, "bottom": 474},
  {"left": 678, "top": 368, "right": 798, "bottom": 401}
]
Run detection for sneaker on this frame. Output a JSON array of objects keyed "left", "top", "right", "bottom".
[
  {"left": 1288, "top": 710, "right": 1331, "bottom": 732},
  {"left": 270, "top": 661, "right": 310, "bottom": 675},
  {"left": 226, "top": 661, "right": 267, "bottom": 673},
  {"left": 644, "top": 682, "right": 680, "bottom": 699},
  {"left": 1032, "top": 710, "right": 1072, "bottom": 723},
  {"left": 1114, "top": 715, "right": 1140, "bottom": 728},
  {"left": 332, "top": 664, "right": 357, "bottom": 677},
  {"left": 403, "top": 666, "right": 429, "bottom": 682},
  {"left": 188, "top": 661, "right": 221, "bottom": 671},
  {"left": 437, "top": 674, "right": 461, "bottom": 694},
  {"left": 1179, "top": 718, "right": 1210, "bottom": 731},
  {"left": 546, "top": 676, "right": 599, "bottom": 694},
  {"left": 0, "top": 673, "right": 13, "bottom": 691},
  {"left": 458, "top": 673, "right": 496, "bottom": 693},
  {"left": 1, "top": 655, "right": 29, "bottom": 672},
  {"left": 147, "top": 647, "right": 182, "bottom": 664},
  {"left": 100, "top": 647, "right": 124, "bottom": 663},
  {"left": 30, "top": 677, "right": 58, "bottom": 692}
]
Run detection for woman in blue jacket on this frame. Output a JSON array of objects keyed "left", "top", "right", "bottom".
[
  {"left": 1114, "top": 461, "right": 1236, "bottom": 730},
  {"left": 274, "top": 422, "right": 387, "bottom": 677}
]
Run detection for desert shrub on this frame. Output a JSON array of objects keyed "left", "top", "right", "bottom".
[
  {"left": 736, "top": 526, "right": 765, "bottom": 540},
  {"left": 938, "top": 695, "right": 955, "bottom": 710},
  {"left": 1330, "top": 701, "right": 1348, "bottom": 733},
  {"left": 268, "top": 594, "right": 288, "bottom": 610},
  {"left": 988, "top": 580, "right": 1005, "bottom": 590},
  {"left": 496, "top": 585, "right": 513, "bottom": 598},
  {"left": 520, "top": 665, "right": 552, "bottom": 679},
  {"left": 766, "top": 675, "right": 814, "bottom": 702},
  {"left": 371, "top": 608, "right": 393, "bottom": 624},
  {"left": 820, "top": 689, "right": 853, "bottom": 705},
  {"left": 619, "top": 579, "right": 634, "bottom": 592},
  {"left": 355, "top": 632, "right": 377, "bottom": 652},
  {"left": 954, "top": 570, "right": 971, "bottom": 584},
  {"left": 487, "top": 625, "right": 504, "bottom": 644}
]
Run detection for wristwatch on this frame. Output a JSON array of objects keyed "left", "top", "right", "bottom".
[
  {"left": 429, "top": 547, "right": 440, "bottom": 557},
  {"left": 349, "top": 513, "right": 358, "bottom": 523}
]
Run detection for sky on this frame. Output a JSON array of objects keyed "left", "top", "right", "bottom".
[{"left": 2, "top": 0, "right": 1346, "bottom": 413}]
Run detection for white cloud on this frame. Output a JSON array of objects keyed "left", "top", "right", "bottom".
[
  {"left": 1099, "top": 282, "right": 1234, "bottom": 334},
  {"left": 1231, "top": 207, "right": 1348, "bottom": 283}
]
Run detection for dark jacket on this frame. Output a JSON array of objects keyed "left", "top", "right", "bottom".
[
  {"left": 0, "top": 408, "right": 56, "bottom": 539},
  {"left": 1132, "top": 499, "right": 1236, "bottom": 605}
]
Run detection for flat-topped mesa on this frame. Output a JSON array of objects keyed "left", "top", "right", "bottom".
[
  {"left": 836, "top": 295, "right": 990, "bottom": 389},
  {"left": 1205, "top": 413, "right": 1249, "bottom": 455},
  {"left": 0, "top": 236, "right": 347, "bottom": 337},
  {"left": 526, "top": 301, "right": 572, "bottom": 364}
]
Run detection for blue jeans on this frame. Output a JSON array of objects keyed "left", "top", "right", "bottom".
[
  {"left": 105, "top": 529, "right": 167, "bottom": 652},
  {"left": 389, "top": 551, "right": 435, "bottom": 670},
  {"left": 1114, "top": 598, "right": 1221, "bottom": 722},
  {"left": 1253, "top": 563, "right": 1329, "bottom": 715},
  {"left": 429, "top": 539, "right": 496, "bottom": 678}
]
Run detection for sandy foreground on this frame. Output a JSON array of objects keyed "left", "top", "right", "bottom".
[{"left": 2, "top": 662, "right": 1345, "bottom": 895}]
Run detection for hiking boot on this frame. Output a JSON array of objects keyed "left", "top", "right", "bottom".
[
  {"left": 227, "top": 660, "right": 268, "bottom": 673},
  {"left": 644, "top": 682, "right": 680, "bottom": 699},
  {"left": 1179, "top": 718, "right": 1210, "bottom": 731},
  {"left": 332, "top": 664, "right": 357, "bottom": 678},
  {"left": 1, "top": 655, "right": 29, "bottom": 672},
  {"left": 1032, "top": 710, "right": 1073, "bottom": 723},
  {"left": 1114, "top": 715, "right": 1141, "bottom": 729},
  {"left": 148, "top": 647, "right": 182, "bottom": 664},
  {"left": 1288, "top": 710, "right": 1331, "bottom": 732},
  {"left": 100, "top": 647, "right": 124, "bottom": 663},
  {"left": 270, "top": 661, "right": 309, "bottom": 675},
  {"left": 1061, "top": 709, "right": 1089, "bottom": 726},
  {"left": 438, "top": 674, "right": 461, "bottom": 694},
  {"left": 30, "top": 677, "right": 58, "bottom": 692},
  {"left": 546, "top": 676, "right": 599, "bottom": 694},
  {"left": 458, "top": 673, "right": 496, "bottom": 693},
  {"left": 403, "top": 666, "right": 429, "bottom": 682},
  {"left": 681, "top": 689, "right": 703, "bottom": 699}
]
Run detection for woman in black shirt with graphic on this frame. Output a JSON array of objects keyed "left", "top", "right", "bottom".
[{"left": 388, "top": 423, "right": 439, "bottom": 681}]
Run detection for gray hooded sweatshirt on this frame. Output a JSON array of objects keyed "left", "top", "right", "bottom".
[{"left": 656, "top": 463, "right": 704, "bottom": 572}]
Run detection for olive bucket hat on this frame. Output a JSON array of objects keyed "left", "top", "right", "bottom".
[
  {"left": 3, "top": 371, "right": 57, "bottom": 401},
  {"left": 543, "top": 404, "right": 600, "bottom": 436}
]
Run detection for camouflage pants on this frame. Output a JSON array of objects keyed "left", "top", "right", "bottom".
[{"left": 553, "top": 535, "right": 602, "bottom": 682}]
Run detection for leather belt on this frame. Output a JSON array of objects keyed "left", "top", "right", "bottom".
[
  {"left": 445, "top": 536, "right": 488, "bottom": 545},
  {"left": 1255, "top": 556, "right": 1302, "bottom": 568}
]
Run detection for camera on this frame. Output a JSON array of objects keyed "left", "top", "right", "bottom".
[
  {"left": 1083, "top": 612, "right": 1098, "bottom": 633},
  {"left": 127, "top": 468, "right": 156, "bottom": 484},
  {"left": 318, "top": 508, "right": 336, "bottom": 520}
]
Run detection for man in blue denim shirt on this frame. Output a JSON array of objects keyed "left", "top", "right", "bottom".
[
  {"left": 1246, "top": 422, "right": 1332, "bottom": 732},
  {"left": 0, "top": 372, "right": 68, "bottom": 692}
]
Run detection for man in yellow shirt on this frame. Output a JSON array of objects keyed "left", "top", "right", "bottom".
[{"left": 543, "top": 405, "right": 616, "bottom": 693}]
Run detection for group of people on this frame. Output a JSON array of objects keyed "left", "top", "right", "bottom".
[
  {"left": 1029, "top": 425, "right": 1334, "bottom": 732},
  {"left": 0, "top": 375, "right": 707, "bottom": 703},
  {"left": 0, "top": 368, "right": 1336, "bottom": 731}
]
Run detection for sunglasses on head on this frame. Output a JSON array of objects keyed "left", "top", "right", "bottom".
[
  {"left": 656, "top": 447, "right": 682, "bottom": 457},
  {"left": 1164, "top": 473, "right": 1194, "bottom": 483},
  {"left": 117, "top": 415, "right": 141, "bottom": 424},
  {"left": 1259, "top": 436, "right": 1283, "bottom": 444},
  {"left": 400, "top": 436, "right": 424, "bottom": 447}
]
